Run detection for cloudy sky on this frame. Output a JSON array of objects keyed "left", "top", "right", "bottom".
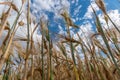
[
  {"left": 0, "top": 0, "right": 120, "bottom": 40},
  {"left": 29, "top": 0, "right": 120, "bottom": 34}
]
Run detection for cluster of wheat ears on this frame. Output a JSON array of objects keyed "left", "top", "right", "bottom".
[{"left": 0, "top": 0, "right": 120, "bottom": 80}]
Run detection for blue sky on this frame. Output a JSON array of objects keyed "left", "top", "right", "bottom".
[
  {"left": 29, "top": 0, "right": 120, "bottom": 36},
  {"left": 30, "top": 0, "right": 90, "bottom": 33},
  {"left": 0, "top": 0, "right": 120, "bottom": 42}
]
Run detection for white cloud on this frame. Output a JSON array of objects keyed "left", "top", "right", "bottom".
[
  {"left": 31, "top": 0, "right": 70, "bottom": 19},
  {"left": 79, "top": 22, "right": 93, "bottom": 36},
  {"left": 84, "top": 1, "right": 99, "bottom": 19},
  {"left": 32, "top": 0, "right": 54, "bottom": 11},
  {"left": 98, "top": 9, "right": 120, "bottom": 29},
  {"left": 58, "top": 25, "right": 65, "bottom": 34}
]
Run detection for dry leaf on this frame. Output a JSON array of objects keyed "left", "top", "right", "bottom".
[
  {"left": 0, "top": 2, "right": 19, "bottom": 13},
  {"left": 4, "top": 26, "right": 10, "bottom": 30},
  {"left": 18, "top": 21, "right": 24, "bottom": 26}
]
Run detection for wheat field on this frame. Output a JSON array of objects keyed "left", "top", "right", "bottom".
[{"left": 0, "top": 0, "right": 120, "bottom": 80}]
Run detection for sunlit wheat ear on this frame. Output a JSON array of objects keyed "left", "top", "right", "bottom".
[
  {"left": 40, "top": 17, "right": 48, "bottom": 33},
  {"left": 95, "top": 0, "right": 108, "bottom": 23},
  {"left": 40, "top": 17, "right": 49, "bottom": 42},
  {"left": 95, "top": 0, "right": 107, "bottom": 15},
  {"left": 61, "top": 10, "right": 79, "bottom": 28}
]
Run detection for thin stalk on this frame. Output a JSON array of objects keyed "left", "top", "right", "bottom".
[
  {"left": 41, "top": 35, "right": 44, "bottom": 80},
  {"left": 66, "top": 25, "right": 76, "bottom": 65},
  {"left": 23, "top": 0, "right": 30, "bottom": 80},
  {"left": 48, "top": 32, "right": 53, "bottom": 80}
]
